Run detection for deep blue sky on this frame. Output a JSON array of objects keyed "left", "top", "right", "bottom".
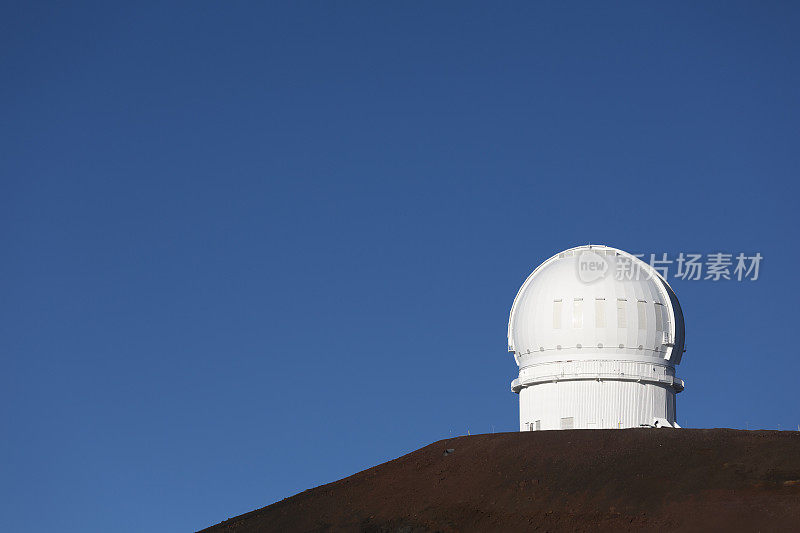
[{"left": 3, "top": 2, "right": 799, "bottom": 531}]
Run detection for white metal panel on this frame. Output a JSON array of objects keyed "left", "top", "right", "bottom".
[{"left": 519, "top": 379, "right": 675, "bottom": 431}]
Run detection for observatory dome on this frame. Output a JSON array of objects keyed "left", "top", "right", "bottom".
[
  {"left": 508, "top": 245, "right": 686, "bottom": 431},
  {"left": 509, "top": 245, "right": 685, "bottom": 366}
]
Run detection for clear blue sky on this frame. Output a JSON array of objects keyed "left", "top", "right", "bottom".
[{"left": 3, "top": 2, "right": 799, "bottom": 531}]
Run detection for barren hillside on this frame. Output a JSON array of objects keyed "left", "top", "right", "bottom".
[{"left": 202, "top": 429, "right": 800, "bottom": 532}]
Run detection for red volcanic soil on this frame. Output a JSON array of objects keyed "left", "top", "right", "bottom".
[{"left": 201, "top": 429, "right": 800, "bottom": 532}]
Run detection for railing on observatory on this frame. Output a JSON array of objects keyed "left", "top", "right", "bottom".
[{"left": 511, "top": 359, "right": 685, "bottom": 394}]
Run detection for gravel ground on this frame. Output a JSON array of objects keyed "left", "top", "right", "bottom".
[{"left": 201, "top": 429, "right": 800, "bottom": 532}]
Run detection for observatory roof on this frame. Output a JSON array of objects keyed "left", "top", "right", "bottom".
[{"left": 508, "top": 245, "right": 685, "bottom": 366}]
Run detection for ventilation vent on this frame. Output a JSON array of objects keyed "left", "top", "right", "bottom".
[
  {"left": 637, "top": 300, "right": 647, "bottom": 330},
  {"left": 654, "top": 302, "right": 664, "bottom": 331},
  {"left": 595, "top": 298, "right": 606, "bottom": 328},
  {"left": 572, "top": 299, "right": 583, "bottom": 328},
  {"left": 560, "top": 417, "right": 574, "bottom": 430},
  {"left": 617, "top": 299, "right": 627, "bottom": 328},
  {"left": 660, "top": 305, "right": 670, "bottom": 332},
  {"left": 553, "top": 300, "right": 562, "bottom": 329}
]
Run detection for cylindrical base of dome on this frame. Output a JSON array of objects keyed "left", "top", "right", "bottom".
[{"left": 519, "top": 379, "right": 677, "bottom": 431}]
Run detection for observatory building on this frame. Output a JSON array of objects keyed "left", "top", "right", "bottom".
[{"left": 508, "top": 245, "right": 686, "bottom": 430}]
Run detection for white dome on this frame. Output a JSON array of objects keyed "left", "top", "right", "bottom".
[{"left": 508, "top": 245, "right": 685, "bottom": 367}]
